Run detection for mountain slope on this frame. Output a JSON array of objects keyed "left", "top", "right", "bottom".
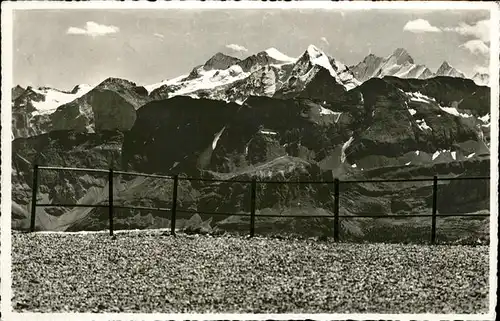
[
  {"left": 12, "top": 85, "right": 26, "bottom": 100},
  {"left": 472, "top": 72, "right": 490, "bottom": 86},
  {"left": 12, "top": 78, "right": 150, "bottom": 139},
  {"left": 12, "top": 85, "right": 94, "bottom": 138}
]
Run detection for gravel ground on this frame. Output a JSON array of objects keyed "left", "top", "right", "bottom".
[{"left": 12, "top": 231, "right": 489, "bottom": 313}]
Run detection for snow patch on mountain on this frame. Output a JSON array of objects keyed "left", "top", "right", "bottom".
[
  {"left": 431, "top": 149, "right": 454, "bottom": 161},
  {"left": 479, "top": 114, "right": 490, "bottom": 123},
  {"left": 319, "top": 107, "right": 343, "bottom": 122},
  {"left": 405, "top": 90, "right": 477, "bottom": 120},
  {"left": 407, "top": 91, "right": 436, "bottom": 104},
  {"left": 144, "top": 74, "right": 188, "bottom": 94},
  {"left": 307, "top": 45, "right": 337, "bottom": 77},
  {"left": 234, "top": 98, "right": 247, "bottom": 105},
  {"left": 265, "top": 48, "right": 297, "bottom": 63},
  {"left": 416, "top": 119, "right": 431, "bottom": 131},
  {"left": 390, "top": 64, "right": 432, "bottom": 79},
  {"left": 341, "top": 136, "right": 354, "bottom": 163},
  {"left": 150, "top": 66, "right": 251, "bottom": 98},
  {"left": 319, "top": 106, "right": 334, "bottom": 115},
  {"left": 479, "top": 113, "right": 491, "bottom": 128},
  {"left": 439, "top": 106, "right": 473, "bottom": 118},
  {"left": 30, "top": 86, "right": 93, "bottom": 116},
  {"left": 432, "top": 151, "right": 441, "bottom": 161},
  {"left": 212, "top": 127, "right": 226, "bottom": 150},
  {"left": 259, "top": 129, "right": 278, "bottom": 135}
]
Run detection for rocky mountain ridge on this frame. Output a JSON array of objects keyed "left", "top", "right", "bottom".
[
  {"left": 435, "top": 61, "right": 465, "bottom": 78},
  {"left": 472, "top": 72, "right": 490, "bottom": 86}
]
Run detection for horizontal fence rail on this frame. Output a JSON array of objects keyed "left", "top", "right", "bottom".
[
  {"left": 29, "top": 165, "right": 491, "bottom": 243},
  {"left": 36, "top": 203, "right": 110, "bottom": 208}
]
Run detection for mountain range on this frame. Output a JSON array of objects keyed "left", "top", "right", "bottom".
[
  {"left": 348, "top": 48, "right": 486, "bottom": 83},
  {"left": 12, "top": 46, "right": 489, "bottom": 140},
  {"left": 11, "top": 45, "right": 491, "bottom": 243}
]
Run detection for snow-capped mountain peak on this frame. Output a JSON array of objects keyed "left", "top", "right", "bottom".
[
  {"left": 304, "top": 45, "right": 338, "bottom": 77},
  {"left": 203, "top": 52, "right": 241, "bottom": 71},
  {"left": 389, "top": 48, "right": 414, "bottom": 65},
  {"left": 274, "top": 45, "right": 360, "bottom": 95},
  {"left": 264, "top": 47, "right": 297, "bottom": 63},
  {"left": 306, "top": 44, "right": 323, "bottom": 59},
  {"left": 439, "top": 61, "right": 452, "bottom": 70},
  {"left": 435, "top": 61, "right": 465, "bottom": 78}
]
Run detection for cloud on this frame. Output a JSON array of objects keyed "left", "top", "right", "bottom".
[
  {"left": 67, "top": 21, "right": 119, "bottom": 37},
  {"left": 460, "top": 39, "right": 490, "bottom": 55},
  {"left": 154, "top": 33, "right": 165, "bottom": 39},
  {"left": 320, "top": 37, "right": 329, "bottom": 45},
  {"left": 445, "top": 19, "right": 489, "bottom": 42},
  {"left": 225, "top": 44, "right": 248, "bottom": 53},
  {"left": 403, "top": 19, "right": 441, "bottom": 33}
]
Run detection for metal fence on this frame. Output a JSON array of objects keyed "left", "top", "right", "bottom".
[{"left": 29, "top": 164, "right": 490, "bottom": 244}]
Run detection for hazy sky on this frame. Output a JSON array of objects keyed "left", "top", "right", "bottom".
[{"left": 13, "top": 9, "right": 491, "bottom": 90}]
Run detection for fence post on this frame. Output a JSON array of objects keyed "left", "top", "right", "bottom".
[
  {"left": 171, "top": 175, "right": 179, "bottom": 236},
  {"left": 333, "top": 178, "right": 340, "bottom": 242},
  {"left": 108, "top": 168, "right": 114, "bottom": 237},
  {"left": 30, "top": 164, "right": 39, "bottom": 232},
  {"left": 431, "top": 175, "right": 438, "bottom": 245},
  {"left": 250, "top": 179, "right": 257, "bottom": 237}
]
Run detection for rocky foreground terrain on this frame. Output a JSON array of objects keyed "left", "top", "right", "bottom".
[
  {"left": 12, "top": 231, "right": 489, "bottom": 313},
  {"left": 11, "top": 46, "right": 491, "bottom": 243}
]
